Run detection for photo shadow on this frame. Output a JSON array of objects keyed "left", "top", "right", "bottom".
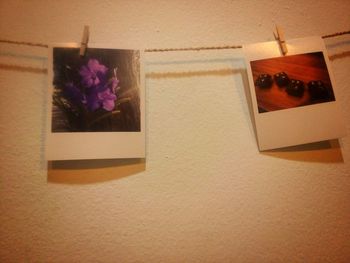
[
  {"left": 47, "top": 158, "right": 146, "bottom": 184},
  {"left": 261, "top": 139, "right": 344, "bottom": 163}
]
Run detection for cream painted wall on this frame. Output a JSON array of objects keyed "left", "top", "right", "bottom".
[{"left": 1, "top": 1, "right": 350, "bottom": 262}]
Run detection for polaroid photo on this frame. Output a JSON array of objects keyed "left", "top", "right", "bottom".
[
  {"left": 46, "top": 43, "right": 145, "bottom": 160},
  {"left": 244, "top": 36, "right": 346, "bottom": 151}
]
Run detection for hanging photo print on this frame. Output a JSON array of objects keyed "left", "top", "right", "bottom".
[
  {"left": 46, "top": 44, "right": 145, "bottom": 160},
  {"left": 244, "top": 36, "right": 346, "bottom": 151}
]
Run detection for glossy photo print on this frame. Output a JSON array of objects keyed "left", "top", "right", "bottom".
[
  {"left": 52, "top": 47, "right": 141, "bottom": 132},
  {"left": 244, "top": 37, "right": 346, "bottom": 151},
  {"left": 46, "top": 44, "right": 145, "bottom": 160},
  {"left": 251, "top": 52, "right": 335, "bottom": 113}
]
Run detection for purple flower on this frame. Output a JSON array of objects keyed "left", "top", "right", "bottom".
[
  {"left": 84, "top": 80, "right": 118, "bottom": 112},
  {"left": 67, "top": 59, "right": 119, "bottom": 112},
  {"left": 79, "top": 59, "right": 108, "bottom": 88},
  {"left": 98, "top": 88, "right": 117, "bottom": 111},
  {"left": 85, "top": 91, "right": 101, "bottom": 112},
  {"left": 93, "top": 76, "right": 119, "bottom": 93}
]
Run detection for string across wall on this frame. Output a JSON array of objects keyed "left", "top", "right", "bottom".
[
  {"left": 0, "top": 30, "right": 349, "bottom": 74},
  {"left": 0, "top": 30, "right": 349, "bottom": 52}
]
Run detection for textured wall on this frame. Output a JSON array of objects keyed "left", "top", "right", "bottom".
[{"left": 1, "top": 1, "right": 350, "bottom": 262}]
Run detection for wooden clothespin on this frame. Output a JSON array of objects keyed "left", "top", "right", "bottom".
[
  {"left": 274, "top": 25, "right": 288, "bottom": 56},
  {"left": 80, "top": 25, "right": 89, "bottom": 56}
]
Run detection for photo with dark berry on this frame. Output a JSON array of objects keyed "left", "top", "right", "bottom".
[
  {"left": 52, "top": 47, "right": 141, "bottom": 132},
  {"left": 250, "top": 52, "right": 335, "bottom": 113}
]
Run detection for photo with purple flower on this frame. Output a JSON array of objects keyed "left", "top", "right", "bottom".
[{"left": 52, "top": 47, "right": 141, "bottom": 132}]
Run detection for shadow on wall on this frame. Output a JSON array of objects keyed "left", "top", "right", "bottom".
[
  {"left": 261, "top": 139, "right": 344, "bottom": 163},
  {"left": 47, "top": 158, "right": 145, "bottom": 184}
]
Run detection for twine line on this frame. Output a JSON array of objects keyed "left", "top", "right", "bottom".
[
  {"left": 144, "top": 45, "right": 243, "bottom": 52},
  {"left": 0, "top": 30, "right": 349, "bottom": 74},
  {"left": 0, "top": 30, "right": 349, "bottom": 52},
  {"left": 0, "top": 39, "right": 49, "bottom": 48},
  {"left": 322, "top": 30, "right": 350, "bottom": 39}
]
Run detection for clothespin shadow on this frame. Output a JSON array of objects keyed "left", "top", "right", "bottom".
[
  {"left": 80, "top": 25, "right": 89, "bottom": 56},
  {"left": 274, "top": 25, "right": 288, "bottom": 56}
]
